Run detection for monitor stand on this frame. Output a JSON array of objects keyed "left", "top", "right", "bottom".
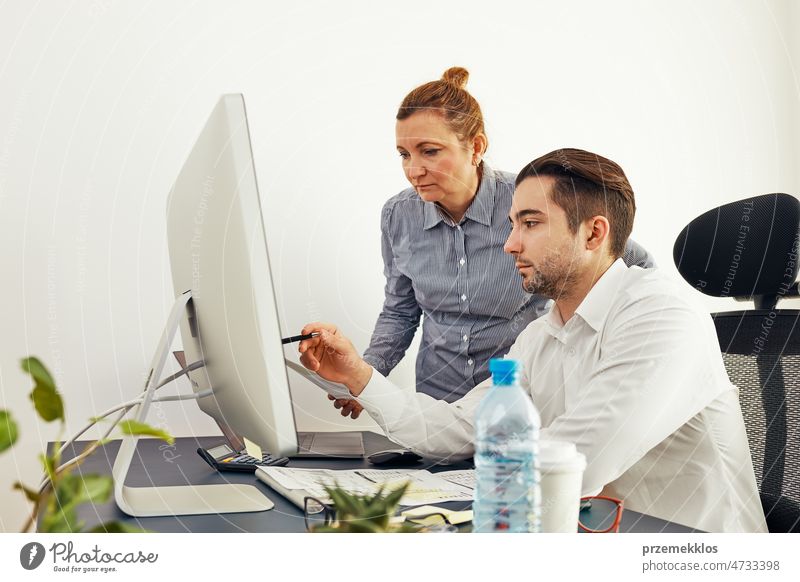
[
  {"left": 111, "top": 291, "right": 273, "bottom": 517},
  {"left": 173, "top": 350, "right": 246, "bottom": 453}
]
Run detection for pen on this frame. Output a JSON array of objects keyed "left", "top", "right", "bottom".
[{"left": 281, "top": 332, "right": 320, "bottom": 345}]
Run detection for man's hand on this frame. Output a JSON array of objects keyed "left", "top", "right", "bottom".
[
  {"left": 327, "top": 394, "right": 364, "bottom": 419},
  {"left": 298, "top": 322, "right": 373, "bottom": 396}
]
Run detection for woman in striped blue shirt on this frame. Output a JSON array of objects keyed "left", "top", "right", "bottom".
[{"left": 337, "top": 67, "right": 653, "bottom": 418}]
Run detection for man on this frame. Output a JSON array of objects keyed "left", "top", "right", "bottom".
[{"left": 298, "top": 148, "right": 767, "bottom": 532}]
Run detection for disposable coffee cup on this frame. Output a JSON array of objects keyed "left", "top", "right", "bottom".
[{"left": 539, "top": 439, "right": 586, "bottom": 533}]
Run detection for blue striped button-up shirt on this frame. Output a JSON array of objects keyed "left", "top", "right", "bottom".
[{"left": 362, "top": 164, "right": 654, "bottom": 402}]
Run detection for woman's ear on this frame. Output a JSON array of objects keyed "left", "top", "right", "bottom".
[{"left": 471, "top": 133, "right": 488, "bottom": 165}]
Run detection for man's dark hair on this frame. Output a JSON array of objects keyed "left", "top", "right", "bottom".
[{"left": 515, "top": 148, "right": 636, "bottom": 258}]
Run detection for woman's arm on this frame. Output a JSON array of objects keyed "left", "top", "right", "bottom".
[{"left": 362, "top": 204, "right": 422, "bottom": 377}]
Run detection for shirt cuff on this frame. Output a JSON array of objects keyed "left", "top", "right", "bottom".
[{"left": 356, "top": 369, "right": 407, "bottom": 430}]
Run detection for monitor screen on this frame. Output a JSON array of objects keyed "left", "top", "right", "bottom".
[{"left": 166, "top": 94, "right": 298, "bottom": 457}]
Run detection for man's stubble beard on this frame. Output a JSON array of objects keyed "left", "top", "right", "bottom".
[{"left": 521, "top": 243, "right": 582, "bottom": 301}]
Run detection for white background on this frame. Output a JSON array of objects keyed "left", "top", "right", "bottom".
[
  {"left": 0, "top": 0, "right": 798, "bottom": 532},
  {"left": 1, "top": 533, "right": 799, "bottom": 580}
]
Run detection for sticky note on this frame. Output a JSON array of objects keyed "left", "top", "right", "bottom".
[
  {"left": 401, "top": 505, "right": 473, "bottom": 525},
  {"left": 243, "top": 437, "right": 262, "bottom": 460}
]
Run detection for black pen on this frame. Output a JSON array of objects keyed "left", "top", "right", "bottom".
[{"left": 281, "top": 332, "right": 320, "bottom": 345}]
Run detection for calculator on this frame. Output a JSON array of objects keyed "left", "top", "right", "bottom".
[{"left": 197, "top": 443, "right": 290, "bottom": 473}]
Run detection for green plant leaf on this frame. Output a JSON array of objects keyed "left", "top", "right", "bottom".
[
  {"left": 326, "top": 486, "right": 360, "bottom": 517},
  {"left": 88, "top": 521, "right": 149, "bottom": 533},
  {"left": 382, "top": 481, "right": 409, "bottom": 509},
  {"left": 39, "top": 452, "right": 59, "bottom": 486},
  {"left": 118, "top": 420, "right": 174, "bottom": 444},
  {"left": 21, "top": 357, "right": 64, "bottom": 423},
  {"left": 54, "top": 473, "right": 83, "bottom": 508},
  {"left": 319, "top": 481, "right": 414, "bottom": 533},
  {"left": 0, "top": 409, "right": 19, "bottom": 452},
  {"left": 40, "top": 500, "right": 82, "bottom": 533},
  {"left": 58, "top": 474, "right": 113, "bottom": 513},
  {"left": 13, "top": 482, "right": 41, "bottom": 504},
  {"left": 77, "top": 474, "right": 114, "bottom": 506}
]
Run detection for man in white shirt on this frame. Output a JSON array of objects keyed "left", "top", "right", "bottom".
[{"left": 298, "top": 148, "right": 767, "bottom": 532}]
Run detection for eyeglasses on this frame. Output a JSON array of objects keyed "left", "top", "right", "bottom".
[
  {"left": 403, "top": 511, "right": 460, "bottom": 533},
  {"left": 578, "top": 495, "right": 624, "bottom": 533},
  {"left": 304, "top": 496, "right": 336, "bottom": 532}
]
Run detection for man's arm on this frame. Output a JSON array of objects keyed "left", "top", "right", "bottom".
[
  {"left": 355, "top": 372, "right": 488, "bottom": 460},
  {"left": 299, "top": 322, "right": 491, "bottom": 460}
]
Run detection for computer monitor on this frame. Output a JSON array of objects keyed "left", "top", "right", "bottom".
[
  {"left": 165, "top": 93, "right": 299, "bottom": 458},
  {"left": 111, "top": 94, "right": 297, "bottom": 517},
  {"left": 112, "top": 94, "right": 363, "bottom": 517}
]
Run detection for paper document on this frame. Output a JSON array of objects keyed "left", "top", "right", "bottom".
[
  {"left": 436, "top": 469, "right": 475, "bottom": 491},
  {"left": 284, "top": 359, "right": 353, "bottom": 400},
  {"left": 257, "top": 466, "right": 473, "bottom": 507}
]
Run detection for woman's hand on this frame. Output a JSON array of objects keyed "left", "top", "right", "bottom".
[{"left": 327, "top": 394, "right": 364, "bottom": 419}]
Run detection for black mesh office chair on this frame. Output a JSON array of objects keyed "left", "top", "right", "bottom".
[{"left": 673, "top": 193, "right": 800, "bottom": 532}]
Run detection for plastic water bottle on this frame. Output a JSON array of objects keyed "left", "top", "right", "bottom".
[{"left": 473, "top": 358, "right": 541, "bottom": 532}]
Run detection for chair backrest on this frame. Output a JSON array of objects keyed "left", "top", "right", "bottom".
[
  {"left": 674, "top": 193, "right": 800, "bottom": 532},
  {"left": 673, "top": 193, "right": 800, "bottom": 309},
  {"left": 712, "top": 311, "right": 800, "bottom": 532}
]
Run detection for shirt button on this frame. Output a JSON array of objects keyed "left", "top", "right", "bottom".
[
  {"left": 467, "top": 359, "right": 473, "bottom": 366},
  {"left": 462, "top": 335, "right": 468, "bottom": 342},
  {"left": 459, "top": 258, "right": 465, "bottom": 266},
  {"left": 461, "top": 294, "right": 467, "bottom": 301},
  {"left": 569, "top": 348, "right": 576, "bottom": 356}
]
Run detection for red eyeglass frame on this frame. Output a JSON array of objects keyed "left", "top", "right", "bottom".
[{"left": 578, "top": 495, "right": 624, "bottom": 533}]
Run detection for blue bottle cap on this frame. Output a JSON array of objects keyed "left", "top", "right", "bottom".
[
  {"left": 489, "top": 358, "right": 519, "bottom": 374},
  {"left": 489, "top": 358, "right": 520, "bottom": 384}
]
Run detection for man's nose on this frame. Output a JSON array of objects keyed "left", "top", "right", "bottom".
[{"left": 504, "top": 229, "right": 521, "bottom": 255}]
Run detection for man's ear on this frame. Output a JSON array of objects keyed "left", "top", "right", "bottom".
[{"left": 584, "top": 215, "right": 611, "bottom": 251}]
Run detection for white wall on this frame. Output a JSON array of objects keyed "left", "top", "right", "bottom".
[{"left": 0, "top": 0, "right": 798, "bottom": 531}]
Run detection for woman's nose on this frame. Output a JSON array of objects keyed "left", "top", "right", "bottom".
[{"left": 407, "top": 162, "right": 426, "bottom": 180}]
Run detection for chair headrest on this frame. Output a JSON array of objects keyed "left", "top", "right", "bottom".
[{"left": 673, "top": 193, "right": 800, "bottom": 299}]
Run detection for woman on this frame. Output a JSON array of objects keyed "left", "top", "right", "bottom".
[{"left": 345, "top": 67, "right": 653, "bottom": 416}]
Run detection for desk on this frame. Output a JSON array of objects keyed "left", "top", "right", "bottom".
[{"left": 61, "top": 433, "right": 697, "bottom": 533}]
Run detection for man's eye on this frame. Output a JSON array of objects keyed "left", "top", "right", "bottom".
[{"left": 524, "top": 221, "right": 539, "bottom": 228}]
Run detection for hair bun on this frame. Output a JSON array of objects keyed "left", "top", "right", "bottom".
[{"left": 441, "top": 67, "right": 469, "bottom": 89}]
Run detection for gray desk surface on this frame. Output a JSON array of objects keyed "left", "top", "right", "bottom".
[{"left": 63, "top": 433, "right": 697, "bottom": 533}]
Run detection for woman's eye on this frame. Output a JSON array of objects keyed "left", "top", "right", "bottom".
[
  {"left": 398, "top": 152, "right": 410, "bottom": 160},
  {"left": 423, "top": 149, "right": 440, "bottom": 156}
]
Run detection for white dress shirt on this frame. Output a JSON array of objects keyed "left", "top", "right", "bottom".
[{"left": 357, "top": 259, "right": 767, "bottom": 532}]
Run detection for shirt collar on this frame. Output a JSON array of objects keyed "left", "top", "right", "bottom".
[
  {"left": 541, "top": 258, "right": 628, "bottom": 337},
  {"left": 574, "top": 258, "right": 629, "bottom": 332},
  {"left": 423, "top": 163, "right": 497, "bottom": 230}
]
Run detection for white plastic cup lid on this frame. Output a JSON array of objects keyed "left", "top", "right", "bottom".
[{"left": 539, "top": 439, "right": 586, "bottom": 473}]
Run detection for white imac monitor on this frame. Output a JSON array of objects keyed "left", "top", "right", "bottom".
[
  {"left": 112, "top": 94, "right": 364, "bottom": 517},
  {"left": 166, "top": 94, "right": 299, "bottom": 458}
]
